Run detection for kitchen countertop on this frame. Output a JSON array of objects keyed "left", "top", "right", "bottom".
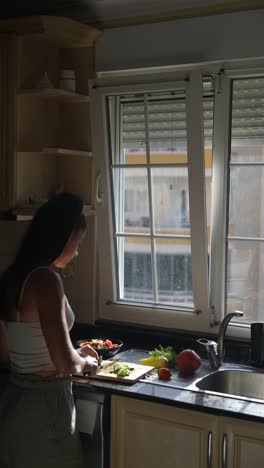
[{"left": 73, "top": 348, "right": 264, "bottom": 424}]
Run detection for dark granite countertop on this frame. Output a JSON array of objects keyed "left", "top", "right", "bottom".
[
  {"left": 73, "top": 348, "right": 264, "bottom": 424},
  {"left": 1, "top": 321, "right": 263, "bottom": 424}
]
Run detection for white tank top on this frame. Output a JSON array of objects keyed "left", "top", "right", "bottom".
[{"left": 1, "top": 268, "right": 75, "bottom": 374}]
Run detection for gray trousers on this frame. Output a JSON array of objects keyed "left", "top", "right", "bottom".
[{"left": 0, "top": 373, "right": 85, "bottom": 468}]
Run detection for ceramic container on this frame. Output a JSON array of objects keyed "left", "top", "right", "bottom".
[{"left": 59, "top": 69, "right": 76, "bottom": 92}]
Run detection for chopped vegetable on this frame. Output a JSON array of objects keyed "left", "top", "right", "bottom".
[
  {"left": 80, "top": 339, "right": 119, "bottom": 349},
  {"left": 110, "top": 363, "right": 134, "bottom": 377},
  {"left": 98, "top": 356, "right": 103, "bottom": 369},
  {"left": 149, "top": 345, "right": 177, "bottom": 367},
  {"left": 139, "top": 356, "right": 168, "bottom": 369}
]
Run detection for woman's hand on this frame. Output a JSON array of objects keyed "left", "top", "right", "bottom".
[
  {"left": 83, "top": 355, "right": 99, "bottom": 375},
  {"left": 77, "top": 344, "right": 99, "bottom": 361},
  {"left": 76, "top": 345, "right": 99, "bottom": 375}
]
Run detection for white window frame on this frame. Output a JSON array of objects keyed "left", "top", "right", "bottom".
[
  {"left": 211, "top": 65, "right": 264, "bottom": 340},
  {"left": 90, "top": 70, "right": 210, "bottom": 333},
  {"left": 90, "top": 60, "right": 264, "bottom": 338}
]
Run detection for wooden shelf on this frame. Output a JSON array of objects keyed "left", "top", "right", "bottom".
[
  {"left": 17, "top": 148, "right": 93, "bottom": 158},
  {"left": 0, "top": 16, "right": 102, "bottom": 47},
  {"left": 12, "top": 203, "right": 96, "bottom": 221},
  {"left": 17, "top": 88, "right": 90, "bottom": 103},
  {"left": 43, "top": 148, "right": 93, "bottom": 158}
]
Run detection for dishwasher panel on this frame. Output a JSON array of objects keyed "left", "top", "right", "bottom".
[{"left": 74, "top": 388, "right": 110, "bottom": 468}]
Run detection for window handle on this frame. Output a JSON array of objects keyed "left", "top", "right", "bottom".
[
  {"left": 96, "top": 171, "right": 103, "bottom": 205},
  {"left": 207, "top": 431, "right": 212, "bottom": 468}
]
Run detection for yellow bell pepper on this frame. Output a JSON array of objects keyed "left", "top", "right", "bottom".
[{"left": 139, "top": 356, "right": 168, "bottom": 369}]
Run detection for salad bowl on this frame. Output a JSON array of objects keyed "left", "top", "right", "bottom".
[{"left": 75, "top": 338, "right": 123, "bottom": 359}]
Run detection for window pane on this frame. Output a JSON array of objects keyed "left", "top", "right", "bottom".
[
  {"left": 156, "top": 239, "right": 193, "bottom": 306},
  {"left": 152, "top": 167, "right": 190, "bottom": 234},
  {"left": 231, "top": 144, "right": 264, "bottom": 163},
  {"left": 227, "top": 240, "right": 264, "bottom": 323},
  {"left": 108, "top": 86, "right": 211, "bottom": 309},
  {"left": 231, "top": 78, "right": 264, "bottom": 162},
  {"left": 122, "top": 100, "right": 147, "bottom": 165},
  {"left": 205, "top": 149, "right": 212, "bottom": 249},
  {"left": 122, "top": 98, "right": 188, "bottom": 165},
  {"left": 113, "top": 167, "right": 150, "bottom": 233},
  {"left": 121, "top": 237, "right": 153, "bottom": 303},
  {"left": 149, "top": 99, "right": 188, "bottom": 164},
  {"left": 226, "top": 76, "right": 264, "bottom": 321},
  {"left": 229, "top": 166, "right": 264, "bottom": 238}
]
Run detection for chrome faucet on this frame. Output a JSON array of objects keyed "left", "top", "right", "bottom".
[{"left": 197, "top": 310, "right": 244, "bottom": 370}]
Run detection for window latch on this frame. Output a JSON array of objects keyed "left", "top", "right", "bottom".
[
  {"left": 96, "top": 171, "right": 103, "bottom": 205},
  {"left": 215, "top": 69, "right": 225, "bottom": 95},
  {"left": 209, "top": 305, "right": 220, "bottom": 327}
]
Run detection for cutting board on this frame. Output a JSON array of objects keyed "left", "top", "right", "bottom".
[{"left": 74, "top": 360, "right": 155, "bottom": 384}]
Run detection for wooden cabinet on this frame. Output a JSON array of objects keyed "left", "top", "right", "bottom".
[
  {"left": 111, "top": 396, "right": 218, "bottom": 468},
  {"left": 0, "top": 16, "right": 101, "bottom": 323},
  {"left": 0, "top": 34, "right": 17, "bottom": 209},
  {"left": 111, "top": 395, "right": 264, "bottom": 468},
  {"left": 221, "top": 417, "right": 264, "bottom": 468},
  {"left": 0, "top": 16, "right": 101, "bottom": 211}
]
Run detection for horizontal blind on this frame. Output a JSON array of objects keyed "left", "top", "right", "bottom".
[
  {"left": 119, "top": 77, "right": 264, "bottom": 149},
  {"left": 232, "top": 77, "right": 264, "bottom": 142},
  {"left": 120, "top": 80, "right": 214, "bottom": 150}
]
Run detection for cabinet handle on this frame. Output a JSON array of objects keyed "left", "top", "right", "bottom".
[
  {"left": 222, "top": 433, "right": 227, "bottom": 468},
  {"left": 207, "top": 431, "right": 212, "bottom": 468}
]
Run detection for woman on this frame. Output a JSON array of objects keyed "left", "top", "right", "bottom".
[{"left": 0, "top": 192, "right": 98, "bottom": 468}]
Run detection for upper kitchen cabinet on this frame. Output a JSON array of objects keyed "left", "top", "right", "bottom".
[
  {"left": 0, "top": 16, "right": 102, "bottom": 211},
  {"left": 0, "top": 34, "right": 17, "bottom": 210}
]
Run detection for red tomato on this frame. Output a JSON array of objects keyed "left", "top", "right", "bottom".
[
  {"left": 176, "top": 349, "right": 201, "bottom": 376},
  {"left": 158, "top": 368, "right": 172, "bottom": 380},
  {"left": 105, "top": 340, "right": 113, "bottom": 348},
  {"left": 81, "top": 341, "right": 92, "bottom": 347}
]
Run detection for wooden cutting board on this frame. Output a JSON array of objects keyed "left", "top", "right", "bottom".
[{"left": 74, "top": 360, "right": 155, "bottom": 384}]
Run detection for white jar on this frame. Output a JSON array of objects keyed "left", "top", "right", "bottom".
[{"left": 59, "top": 69, "right": 76, "bottom": 92}]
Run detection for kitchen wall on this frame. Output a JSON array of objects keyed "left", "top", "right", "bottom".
[
  {"left": 0, "top": 221, "right": 28, "bottom": 276},
  {"left": 95, "top": 9, "right": 264, "bottom": 71}
]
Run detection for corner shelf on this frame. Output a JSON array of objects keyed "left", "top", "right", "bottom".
[
  {"left": 42, "top": 147, "right": 93, "bottom": 158},
  {"left": 12, "top": 203, "right": 96, "bottom": 221},
  {"left": 0, "top": 16, "right": 102, "bottom": 48},
  {"left": 17, "top": 148, "right": 93, "bottom": 158},
  {"left": 17, "top": 88, "right": 90, "bottom": 103}
]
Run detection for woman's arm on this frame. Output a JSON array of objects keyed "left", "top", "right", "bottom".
[
  {"left": 30, "top": 268, "right": 98, "bottom": 375},
  {"left": 0, "top": 321, "right": 10, "bottom": 368}
]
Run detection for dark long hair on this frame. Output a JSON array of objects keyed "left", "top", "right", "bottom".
[{"left": 0, "top": 193, "right": 86, "bottom": 314}]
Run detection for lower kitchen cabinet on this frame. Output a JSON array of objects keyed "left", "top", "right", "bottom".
[
  {"left": 111, "top": 395, "right": 264, "bottom": 468},
  {"left": 221, "top": 417, "right": 264, "bottom": 468},
  {"left": 111, "top": 395, "right": 218, "bottom": 468}
]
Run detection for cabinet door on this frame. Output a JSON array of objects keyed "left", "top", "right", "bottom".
[
  {"left": 220, "top": 416, "right": 264, "bottom": 468},
  {"left": 0, "top": 34, "right": 16, "bottom": 209},
  {"left": 111, "top": 396, "right": 219, "bottom": 468}
]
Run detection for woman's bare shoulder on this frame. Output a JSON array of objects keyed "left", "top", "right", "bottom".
[{"left": 26, "top": 267, "right": 64, "bottom": 297}]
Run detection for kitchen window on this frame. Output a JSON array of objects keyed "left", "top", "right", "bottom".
[{"left": 90, "top": 65, "right": 264, "bottom": 335}]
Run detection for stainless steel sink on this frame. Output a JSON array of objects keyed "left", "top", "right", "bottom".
[{"left": 194, "top": 368, "right": 264, "bottom": 401}]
